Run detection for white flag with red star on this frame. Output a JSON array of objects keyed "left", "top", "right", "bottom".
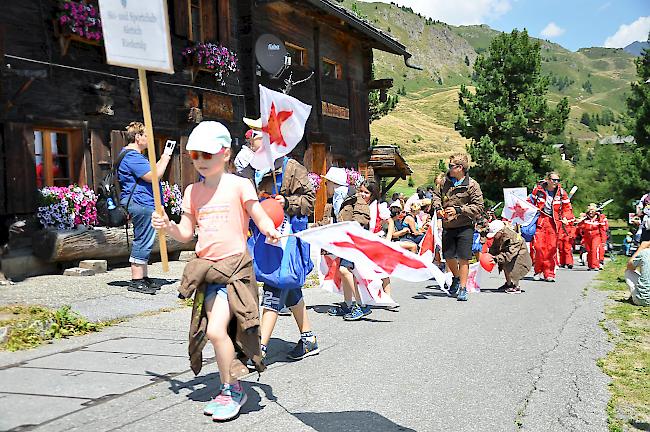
[
  {"left": 503, "top": 193, "right": 538, "bottom": 226},
  {"left": 466, "top": 262, "right": 483, "bottom": 293},
  {"left": 296, "top": 222, "right": 447, "bottom": 289},
  {"left": 250, "top": 85, "right": 312, "bottom": 171},
  {"left": 318, "top": 252, "right": 397, "bottom": 306}
]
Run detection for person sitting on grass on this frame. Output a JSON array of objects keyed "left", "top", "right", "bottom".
[{"left": 625, "top": 240, "right": 650, "bottom": 307}]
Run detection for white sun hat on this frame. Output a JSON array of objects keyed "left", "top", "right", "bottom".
[{"left": 186, "top": 121, "right": 232, "bottom": 154}]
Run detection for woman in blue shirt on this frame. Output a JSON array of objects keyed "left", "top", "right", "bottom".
[{"left": 117, "top": 122, "right": 172, "bottom": 295}]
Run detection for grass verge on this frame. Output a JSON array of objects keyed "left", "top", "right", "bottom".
[
  {"left": 0, "top": 305, "right": 106, "bottom": 351},
  {"left": 595, "top": 257, "right": 650, "bottom": 431}
]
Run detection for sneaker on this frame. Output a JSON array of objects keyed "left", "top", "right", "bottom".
[
  {"left": 360, "top": 304, "right": 373, "bottom": 317},
  {"left": 546, "top": 277, "right": 555, "bottom": 282},
  {"left": 457, "top": 288, "right": 468, "bottom": 301},
  {"left": 205, "top": 383, "right": 248, "bottom": 421},
  {"left": 287, "top": 338, "right": 320, "bottom": 360},
  {"left": 278, "top": 307, "right": 292, "bottom": 316},
  {"left": 246, "top": 349, "right": 266, "bottom": 370},
  {"left": 127, "top": 280, "right": 157, "bottom": 295},
  {"left": 567, "top": 265, "right": 573, "bottom": 269},
  {"left": 559, "top": 264, "right": 566, "bottom": 269},
  {"left": 143, "top": 277, "right": 161, "bottom": 290},
  {"left": 533, "top": 273, "right": 543, "bottom": 281},
  {"left": 505, "top": 285, "right": 522, "bottom": 294},
  {"left": 327, "top": 303, "right": 351, "bottom": 316},
  {"left": 448, "top": 277, "right": 460, "bottom": 297},
  {"left": 343, "top": 304, "right": 365, "bottom": 321},
  {"left": 497, "top": 282, "right": 511, "bottom": 291}
]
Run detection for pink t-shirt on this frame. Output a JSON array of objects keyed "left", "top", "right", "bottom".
[{"left": 182, "top": 174, "right": 259, "bottom": 261}]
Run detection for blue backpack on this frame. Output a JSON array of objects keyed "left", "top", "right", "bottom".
[
  {"left": 520, "top": 212, "right": 539, "bottom": 242},
  {"left": 247, "top": 158, "right": 314, "bottom": 290}
]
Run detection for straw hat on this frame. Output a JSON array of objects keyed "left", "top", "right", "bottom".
[{"left": 243, "top": 117, "right": 262, "bottom": 130}]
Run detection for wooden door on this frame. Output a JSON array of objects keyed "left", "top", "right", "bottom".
[{"left": 312, "top": 143, "right": 327, "bottom": 222}]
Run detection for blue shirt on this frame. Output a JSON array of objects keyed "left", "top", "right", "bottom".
[{"left": 117, "top": 149, "right": 161, "bottom": 209}]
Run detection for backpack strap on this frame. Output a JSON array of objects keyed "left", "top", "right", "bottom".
[
  {"left": 115, "top": 149, "right": 140, "bottom": 208},
  {"left": 275, "top": 156, "right": 289, "bottom": 194}
]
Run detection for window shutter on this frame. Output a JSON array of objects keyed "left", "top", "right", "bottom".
[
  {"left": 109, "top": 130, "right": 128, "bottom": 166},
  {"left": 202, "top": 0, "right": 218, "bottom": 42},
  {"left": 4, "top": 123, "right": 38, "bottom": 214},
  {"left": 174, "top": 0, "right": 190, "bottom": 39},
  {"left": 217, "top": 0, "right": 230, "bottom": 45}
]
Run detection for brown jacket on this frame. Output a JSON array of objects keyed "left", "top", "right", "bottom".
[
  {"left": 179, "top": 253, "right": 265, "bottom": 377},
  {"left": 488, "top": 226, "right": 532, "bottom": 284},
  {"left": 431, "top": 176, "right": 484, "bottom": 229},
  {"left": 257, "top": 158, "right": 315, "bottom": 217},
  {"left": 317, "top": 186, "right": 370, "bottom": 228}
]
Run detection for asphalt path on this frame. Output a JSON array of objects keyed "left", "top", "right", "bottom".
[{"left": 0, "top": 264, "right": 611, "bottom": 432}]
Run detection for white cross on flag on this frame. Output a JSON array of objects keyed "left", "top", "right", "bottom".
[
  {"left": 503, "top": 193, "right": 538, "bottom": 226},
  {"left": 295, "top": 222, "right": 447, "bottom": 289},
  {"left": 250, "top": 85, "right": 312, "bottom": 170},
  {"left": 318, "top": 253, "right": 397, "bottom": 306}
]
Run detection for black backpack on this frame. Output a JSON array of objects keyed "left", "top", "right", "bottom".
[{"left": 96, "top": 149, "right": 137, "bottom": 227}]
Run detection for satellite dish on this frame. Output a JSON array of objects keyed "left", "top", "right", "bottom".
[{"left": 255, "top": 34, "right": 288, "bottom": 76}]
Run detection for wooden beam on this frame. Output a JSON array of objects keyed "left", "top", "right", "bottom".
[
  {"left": 367, "top": 78, "right": 393, "bottom": 90},
  {"left": 382, "top": 176, "right": 400, "bottom": 195}
]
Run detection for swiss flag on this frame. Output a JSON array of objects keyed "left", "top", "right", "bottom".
[
  {"left": 503, "top": 193, "right": 538, "bottom": 226},
  {"left": 296, "top": 222, "right": 447, "bottom": 289},
  {"left": 466, "top": 262, "right": 483, "bottom": 293},
  {"left": 250, "top": 85, "right": 312, "bottom": 170},
  {"left": 419, "top": 212, "right": 441, "bottom": 261},
  {"left": 317, "top": 251, "right": 397, "bottom": 306}
]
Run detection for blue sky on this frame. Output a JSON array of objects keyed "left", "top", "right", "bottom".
[{"left": 359, "top": 0, "right": 650, "bottom": 51}]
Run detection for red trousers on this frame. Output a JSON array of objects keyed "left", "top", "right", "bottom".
[
  {"left": 557, "top": 237, "right": 574, "bottom": 266},
  {"left": 533, "top": 215, "right": 558, "bottom": 278},
  {"left": 583, "top": 233, "right": 602, "bottom": 270}
]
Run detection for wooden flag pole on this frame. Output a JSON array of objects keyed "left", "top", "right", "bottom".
[{"left": 138, "top": 68, "right": 169, "bottom": 272}]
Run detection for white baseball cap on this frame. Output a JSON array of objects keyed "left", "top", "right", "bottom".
[
  {"left": 322, "top": 167, "right": 348, "bottom": 186},
  {"left": 487, "top": 219, "right": 505, "bottom": 238},
  {"left": 186, "top": 121, "right": 232, "bottom": 154},
  {"left": 389, "top": 200, "right": 402, "bottom": 209}
]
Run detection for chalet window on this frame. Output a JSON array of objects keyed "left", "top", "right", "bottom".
[
  {"left": 190, "top": 0, "right": 202, "bottom": 41},
  {"left": 175, "top": 0, "right": 222, "bottom": 43},
  {"left": 322, "top": 57, "right": 342, "bottom": 79},
  {"left": 33, "top": 129, "right": 80, "bottom": 188},
  {"left": 286, "top": 42, "right": 307, "bottom": 67}
]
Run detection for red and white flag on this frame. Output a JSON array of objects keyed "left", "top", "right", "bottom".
[
  {"left": 419, "top": 213, "right": 441, "bottom": 261},
  {"left": 503, "top": 193, "right": 538, "bottom": 226},
  {"left": 318, "top": 253, "right": 397, "bottom": 306},
  {"left": 296, "top": 222, "right": 447, "bottom": 288},
  {"left": 466, "top": 262, "right": 483, "bottom": 293},
  {"left": 250, "top": 85, "right": 312, "bottom": 171}
]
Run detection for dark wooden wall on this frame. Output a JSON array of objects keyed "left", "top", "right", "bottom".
[
  {"left": 0, "top": 0, "right": 378, "bottom": 219},
  {"left": 0, "top": 0, "right": 245, "bottom": 216}
]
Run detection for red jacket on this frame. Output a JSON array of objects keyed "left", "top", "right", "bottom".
[
  {"left": 578, "top": 216, "right": 601, "bottom": 238},
  {"left": 528, "top": 184, "right": 574, "bottom": 225},
  {"left": 598, "top": 213, "right": 609, "bottom": 241}
]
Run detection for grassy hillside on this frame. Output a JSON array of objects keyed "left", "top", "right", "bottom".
[{"left": 339, "top": 1, "right": 638, "bottom": 189}]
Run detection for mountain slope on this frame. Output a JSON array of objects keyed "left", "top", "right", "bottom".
[{"left": 339, "top": 1, "right": 638, "bottom": 187}]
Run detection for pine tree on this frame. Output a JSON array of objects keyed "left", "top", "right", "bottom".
[{"left": 455, "top": 29, "right": 570, "bottom": 201}]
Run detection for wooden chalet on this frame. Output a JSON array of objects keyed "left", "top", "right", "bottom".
[{"left": 0, "top": 0, "right": 415, "bottom": 276}]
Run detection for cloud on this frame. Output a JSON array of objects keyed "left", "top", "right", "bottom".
[
  {"left": 540, "top": 22, "right": 565, "bottom": 39},
  {"left": 358, "top": 0, "right": 512, "bottom": 26},
  {"left": 604, "top": 16, "right": 650, "bottom": 48}
]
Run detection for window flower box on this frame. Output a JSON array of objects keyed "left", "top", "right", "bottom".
[
  {"left": 182, "top": 42, "right": 238, "bottom": 86},
  {"left": 54, "top": 0, "right": 103, "bottom": 56}
]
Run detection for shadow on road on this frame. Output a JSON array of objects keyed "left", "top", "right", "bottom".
[
  {"left": 293, "top": 411, "right": 416, "bottom": 431},
  {"left": 107, "top": 277, "right": 178, "bottom": 288}
]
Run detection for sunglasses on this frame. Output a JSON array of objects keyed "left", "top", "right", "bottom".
[
  {"left": 550, "top": 178, "right": 561, "bottom": 183},
  {"left": 448, "top": 164, "right": 462, "bottom": 170},
  {"left": 189, "top": 149, "right": 224, "bottom": 160}
]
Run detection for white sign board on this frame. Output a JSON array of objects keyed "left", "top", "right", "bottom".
[
  {"left": 503, "top": 187, "right": 528, "bottom": 204},
  {"left": 98, "top": 0, "right": 173, "bottom": 74}
]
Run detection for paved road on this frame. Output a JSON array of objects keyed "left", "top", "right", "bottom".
[{"left": 0, "top": 265, "right": 611, "bottom": 432}]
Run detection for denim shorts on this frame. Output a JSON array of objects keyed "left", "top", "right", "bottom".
[
  {"left": 205, "top": 283, "right": 228, "bottom": 302},
  {"left": 261, "top": 285, "right": 303, "bottom": 312},
  {"left": 125, "top": 201, "right": 157, "bottom": 265},
  {"left": 339, "top": 258, "right": 355, "bottom": 270}
]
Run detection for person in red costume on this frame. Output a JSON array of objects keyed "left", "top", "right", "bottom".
[
  {"left": 597, "top": 211, "right": 609, "bottom": 269},
  {"left": 557, "top": 219, "right": 577, "bottom": 269},
  {"left": 577, "top": 204, "right": 603, "bottom": 271},
  {"left": 528, "top": 172, "right": 574, "bottom": 282}
]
